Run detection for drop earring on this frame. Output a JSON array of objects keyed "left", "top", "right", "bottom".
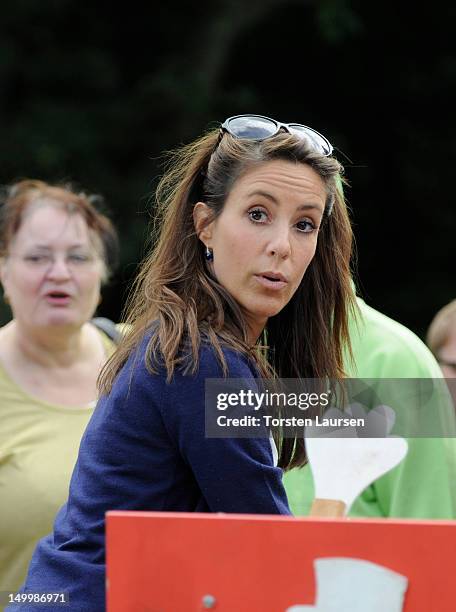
[{"left": 205, "top": 246, "right": 214, "bottom": 262}]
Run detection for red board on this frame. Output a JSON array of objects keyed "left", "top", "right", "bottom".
[{"left": 106, "top": 512, "right": 456, "bottom": 611}]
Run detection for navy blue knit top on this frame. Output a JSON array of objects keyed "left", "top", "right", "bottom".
[{"left": 8, "top": 333, "right": 290, "bottom": 611}]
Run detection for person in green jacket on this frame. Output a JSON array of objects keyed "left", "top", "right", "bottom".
[{"left": 283, "top": 296, "right": 456, "bottom": 519}]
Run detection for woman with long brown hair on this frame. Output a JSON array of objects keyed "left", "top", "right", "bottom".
[{"left": 8, "top": 115, "right": 355, "bottom": 612}]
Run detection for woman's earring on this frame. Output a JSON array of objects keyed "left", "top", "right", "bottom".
[{"left": 205, "top": 246, "right": 214, "bottom": 262}]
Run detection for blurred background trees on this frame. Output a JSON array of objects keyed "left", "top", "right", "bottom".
[{"left": 1, "top": 0, "right": 455, "bottom": 336}]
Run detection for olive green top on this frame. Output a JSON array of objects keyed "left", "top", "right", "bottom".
[{"left": 0, "top": 328, "right": 117, "bottom": 605}]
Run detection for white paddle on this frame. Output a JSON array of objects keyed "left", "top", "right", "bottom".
[
  {"left": 286, "top": 557, "right": 408, "bottom": 611},
  {"left": 305, "top": 404, "right": 408, "bottom": 517}
]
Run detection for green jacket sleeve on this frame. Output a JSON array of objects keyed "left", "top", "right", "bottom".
[{"left": 283, "top": 298, "right": 456, "bottom": 519}]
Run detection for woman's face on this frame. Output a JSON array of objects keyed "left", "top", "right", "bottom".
[
  {"left": 0, "top": 201, "right": 105, "bottom": 331},
  {"left": 195, "top": 159, "right": 327, "bottom": 342}
]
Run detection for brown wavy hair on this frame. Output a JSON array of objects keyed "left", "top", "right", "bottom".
[{"left": 99, "top": 127, "right": 357, "bottom": 469}]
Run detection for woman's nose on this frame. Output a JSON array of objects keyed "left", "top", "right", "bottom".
[
  {"left": 268, "top": 225, "right": 292, "bottom": 259},
  {"left": 45, "top": 257, "right": 72, "bottom": 279}
]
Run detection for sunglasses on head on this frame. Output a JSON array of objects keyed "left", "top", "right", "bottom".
[{"left": 220, "top": 114, "right": 333, "bottom": 157}]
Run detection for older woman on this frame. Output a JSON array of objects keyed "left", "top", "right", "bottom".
[
  {"left": 0, "top": 180, "right": 119, "bottom": 601},
  {"left": 8, "top": 115, "right": 355, "bottom": 611}
]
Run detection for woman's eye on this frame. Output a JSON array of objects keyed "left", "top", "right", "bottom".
[
  {"left": 296, "top": 220, "right": 316, "bottom": 233},
  {"left": 68, "top": 254, "right": 90, "bottom": 263},
  {"left": 24, "top": 255, "right": 48, "bottom": 263},
  {"left": 248, "top": 209, "right": 268, "bottom": 223}
]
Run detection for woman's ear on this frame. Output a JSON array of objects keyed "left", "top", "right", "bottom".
[
  {"left": 0, "top": 257, "right": 7, "bottom": 286},
  {"left": 0, "top": 257, "right": 9, "bottom": 301},
  {"left": 193, "top": 202, "right": 213, "bottom": 246}
]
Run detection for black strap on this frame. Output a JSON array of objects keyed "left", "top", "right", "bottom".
[{"left": 91, "top": 317, "right": 122, "bottom": 344}]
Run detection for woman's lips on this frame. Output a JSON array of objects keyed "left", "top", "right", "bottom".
[
  {"left": 44, "top": 293, "right": 72, "bottom": 306},
  {"left": 254, "top": 274, "right": 288, "bottom": 290}
]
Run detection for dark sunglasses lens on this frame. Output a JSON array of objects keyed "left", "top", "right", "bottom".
[
  {"left": 226, "top": 116, "right": 277, "bottom": 140},
  {"left": 288, "top": 125, "right": 332, "bottom": 155}
]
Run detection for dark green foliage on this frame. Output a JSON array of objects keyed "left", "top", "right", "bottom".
[{"left": 1, "top": 0, "right": 455, "bottom": 336}]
